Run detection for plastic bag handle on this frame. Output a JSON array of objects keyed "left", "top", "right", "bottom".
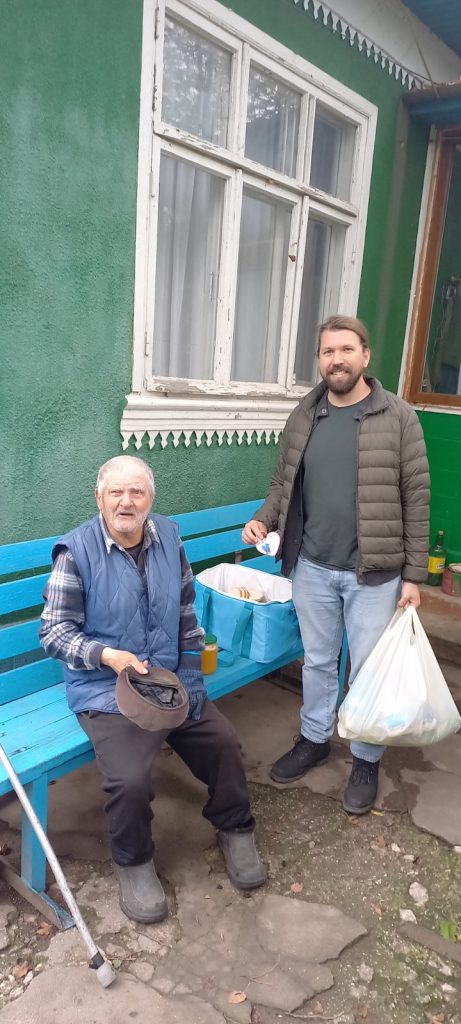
[{"left": 386, "top": 607, "right": 405, "bottom": 631}]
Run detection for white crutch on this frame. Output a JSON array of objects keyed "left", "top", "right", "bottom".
[{"left": 0, "top": 744, "right": 116, "bottom": 988}]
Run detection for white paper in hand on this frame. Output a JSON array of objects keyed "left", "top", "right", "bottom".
[{"left": 256, "top": 532, "right": 280, "bottom": 557}]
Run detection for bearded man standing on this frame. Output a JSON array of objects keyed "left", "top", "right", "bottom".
[{"left": 243, "top": 315, "right": 430, "bottom": 814}]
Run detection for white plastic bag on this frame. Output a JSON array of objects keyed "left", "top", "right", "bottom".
[{"left": 337, "top": 607, "right": 461, "bottom": 746}]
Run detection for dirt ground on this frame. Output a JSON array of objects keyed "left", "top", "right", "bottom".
[
  {"left": 1, "top": 667, "right": 460, "bottom": 1024},
  {"left": 248, "top": 781, "right": 461, "bottom": 1024},
  {"left": 1, "top": 777, "right": 460, "bottom": 1023}
]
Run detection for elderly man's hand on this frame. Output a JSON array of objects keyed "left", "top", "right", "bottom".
[
  {"left": 101, "top": 648, "right": 148, "bottom": 675},
  {"left": 242, "top": 519, "right": 268, "bottom": 545},
  {"left": 397, "top": 582, "right": 421, "bottom": 610}
]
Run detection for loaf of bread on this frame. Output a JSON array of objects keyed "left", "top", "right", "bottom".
[{"left": 228, "top": 586, "right": 265, "bottom": 602}]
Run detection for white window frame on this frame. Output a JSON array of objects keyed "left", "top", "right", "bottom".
[{"left": 122, "top": 0, "right": 377, "bottom": 450}]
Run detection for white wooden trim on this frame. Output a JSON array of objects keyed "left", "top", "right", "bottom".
[
  {"left": 291, "top": 0, "right": 461, "bottom": 88},
  {"left": 285, "top": 195, "right": 311, "bottom": 388},
  {"left": 169, "top": 0, "right": 376, "bottom": 117},
  {"left": 131, "top": 0, "right": 156, "bottom": 392},
  {"left": 154, "top": 121, "right": 363, "bottom": 208},
  {"left": 126, "top": 0, "right": 379, "bottom": 447},
  {"left": 120, "top": 393, "right": 302, "bottom": 449},
  {"left": 167, "top": 0, "right": 242, "bottom": 52}
]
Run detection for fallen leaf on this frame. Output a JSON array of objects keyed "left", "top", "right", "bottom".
[
  {"left": 12, "top": 963, "right": 30, "bottom": 980},
  {"left": 370, "top": 902, "right": 383, "bottom": 918},
  {"left": 290, "top": 882, "right": 303, "bottom": 894},
  {"left": 375, "top": 835, "right": 386, "bottom": 848},
  {"left": 391, "top": 843, "right": 401, "bottom": 853},
  {"left": 431, "top": 1014, "right": 445, "bottom": 1023},
  {"left": 356, "top": 1003, "right": 368, "bottom": 1018},
  {"left": 370, "top": 809, "right": 384, "bottom": 816},
  {"left": 311, "top": 999, "right": 324, "bottom": 1014},
  {"left": 228, "top": 991, "right": 247, "bottom": 1004},
  {"left": 438, "top": 921, "right": 458, "bottom": 942},
  {"left": 347, "top": 816, "right": 360, "bottom": 825},
  {"left": 36, "top": 922, "right": 53, "bottom": 937}
]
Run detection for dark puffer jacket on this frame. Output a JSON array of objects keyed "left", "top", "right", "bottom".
[{"left": 253, "top": 378, "right": 430, "bottom": 583}]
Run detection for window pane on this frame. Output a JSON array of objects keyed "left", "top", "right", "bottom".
[
  {"left": 294, "top": 218, "right": 346, "bottom": 385},
  {"left": 420, "top": 147, "right": 461, "bottom": 396},
  {"left": 245, "top": 66, "right": 301, "bottom": 177},
  {"left": 153, "top": 154, "right": 224, "bottom": 380},
  {"left": 310, "top": 105, "right": 355, "bottom": 200},
  {"left": 162, "top": 17, "right": 231, "bottom": 147},
  {"left": 232, "top": 189, "right": 292, "bottom": 383}
]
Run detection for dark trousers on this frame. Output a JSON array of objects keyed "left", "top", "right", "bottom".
[{"left": 78, "top": 699, "right": 253, "bottom": 866}]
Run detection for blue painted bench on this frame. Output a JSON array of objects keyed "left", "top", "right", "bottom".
[{"left": 0, "top": 499, "right": 348, "bottom": 926}]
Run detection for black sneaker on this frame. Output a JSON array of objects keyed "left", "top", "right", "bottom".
[
  {"left": 343, "top": 756, "right": 379, "bottom": 815},
  {"left": 270, "top": 736, "right": 330, "bottom": 783}
]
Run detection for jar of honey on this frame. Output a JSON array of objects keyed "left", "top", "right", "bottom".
[{"left": 201, "top": 633, "right": 218, "bottom": 675}]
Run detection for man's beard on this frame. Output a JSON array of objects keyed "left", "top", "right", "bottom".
[{"left": 322, "top": 366, "right": 364, "bottom": 394}]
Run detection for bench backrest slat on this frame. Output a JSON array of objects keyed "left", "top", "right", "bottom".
[
  {"left": 0, "top": 500, "right": 268, "bottom": 706},
  {"left": 0, "top": 574, "right": 49, "bottom": 615},
  {"left": 0, "top": 537, "right": 59, "bottom": 575},
  {"left": 240, "top": 554, "right": 280, "bottom": 574},
  {"left": 184, "top": 528, "right": 250, "bottom": 564},
  {"left": 0, "top": 619, "right": 41, "bottom": 660},
  {"left": 170, "top": 499, "right": 261, "bottom": 538},
  {"left": 0, "top": 659, "right": 64, "bottom": 706}
]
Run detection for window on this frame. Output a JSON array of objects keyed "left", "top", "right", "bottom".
[
  {"left": 123, "top": 0, "right": 377, "bottom": 448},
  {"left": 404, "top": 129, "right": 461, "bottom": 407}
]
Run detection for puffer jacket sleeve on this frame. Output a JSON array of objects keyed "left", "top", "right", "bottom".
[
  {"left": 252, "top": 422, "right": 290, "bottom": 530},
  {"left": 399, "top": 407, "right": 430, "bottom": 583}
]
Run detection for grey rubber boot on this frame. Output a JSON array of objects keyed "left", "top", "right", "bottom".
[
  {"left": 217, "top": 829, "right": 267, "bottom": 890},
  {"left": 112, "top": 860, "right": 168, "bottom": 923}
]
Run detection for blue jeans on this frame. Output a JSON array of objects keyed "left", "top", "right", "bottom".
[{"left": 292, "top": 556, "right": 402, "bottom": 763}]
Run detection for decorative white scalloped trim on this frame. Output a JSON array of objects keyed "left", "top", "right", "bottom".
[
  {"left": 120, "top": 394, "right": 300, "bottom": 449},
  {"left": 292, "top": 0, "right": 422, "bottom": 88}
]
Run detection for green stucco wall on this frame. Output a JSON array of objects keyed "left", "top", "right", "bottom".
[
  {"left": 2, "top": 0, "right": 142, "bottom": 537},
  {"left": 0, "top": 0, "right": 442, "bottom": 544}
]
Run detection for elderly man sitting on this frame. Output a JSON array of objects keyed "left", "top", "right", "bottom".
[{"left": 40, "top": 456, "right": 266, "bottom": 923}]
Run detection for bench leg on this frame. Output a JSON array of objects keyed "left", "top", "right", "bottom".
[
  {"left": 0, "top": 776, "right": 75, "bottom": 929},
  {"left": 22, "top": 776, "right": 48, "bottom": 892}
]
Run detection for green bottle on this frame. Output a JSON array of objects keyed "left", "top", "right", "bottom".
[{"left": 426, "top": 530, "right": 447, "bottom": 586}]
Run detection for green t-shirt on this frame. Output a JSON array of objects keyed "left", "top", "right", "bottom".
[{"left": 301, "top": 395, "right": 370, "bottom": 571}]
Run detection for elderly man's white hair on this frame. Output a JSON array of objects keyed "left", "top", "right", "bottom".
[{"left": 96, "top": 456, "right": 155, "bottom": 500}]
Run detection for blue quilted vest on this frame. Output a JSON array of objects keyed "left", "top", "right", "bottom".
[{"left": 54, "top": 515, "right": 182, "bottom": 714}]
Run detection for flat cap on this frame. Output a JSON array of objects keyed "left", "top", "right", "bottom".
[{"left": 115, "top": 665, "right": 189, "bottom": 731}]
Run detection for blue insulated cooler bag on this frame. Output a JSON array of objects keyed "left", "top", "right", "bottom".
[{"left": 194, "top": 565, "right": 302, "bottom": 664}]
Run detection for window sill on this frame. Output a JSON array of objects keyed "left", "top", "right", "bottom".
[
  {"left": 120, "top": 392, "right": 301, "bottom": 449},
  {"left": 412, "top": 401, "right": 461, "bottom": 414}
]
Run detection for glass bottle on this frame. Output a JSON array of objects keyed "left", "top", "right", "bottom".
[
  {"left": 426, "top": 530, "right": 447, "bottom": 586},
  {"left": 201, "top": 633, "right": 218, "bottom": 674}
]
